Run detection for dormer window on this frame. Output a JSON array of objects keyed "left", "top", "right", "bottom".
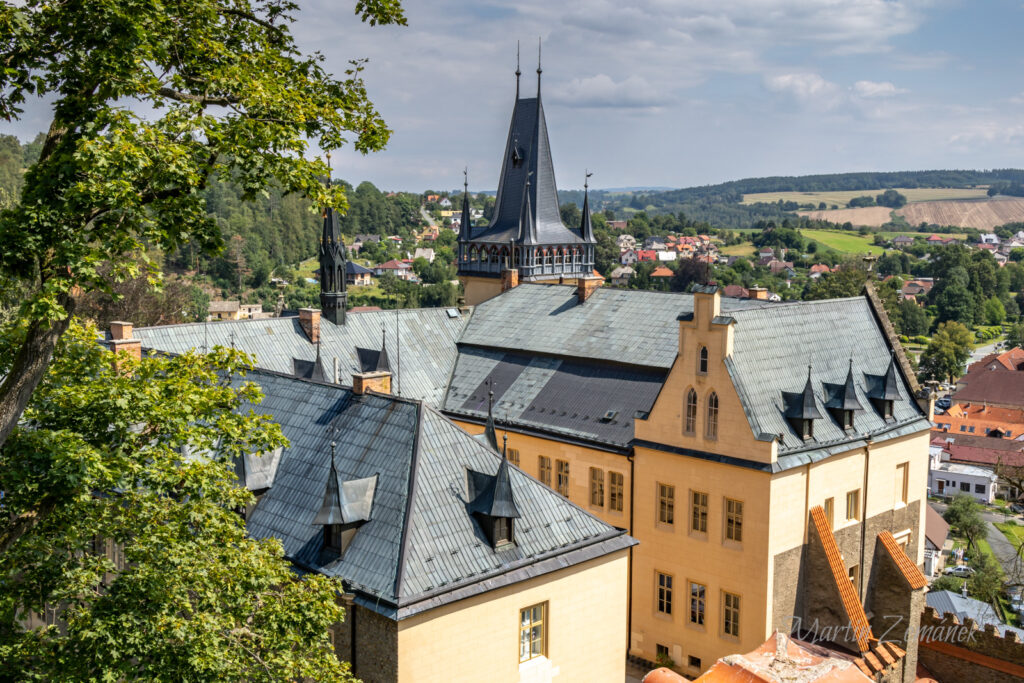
[
  {"left": 698, "top": 346, "right": 709, "bottom": 374},
  {"left": 783, "top": 366, "right": 822, "bottom": 441},
  {"left": 312, "top": 442, "right": 378, "bottom": 565},
  {"left": 866, "top": 354, "right": 901, "bottom": 422},
  {"left": 466, "top": 438, "right": 521, "bottom": 550},
  {"left": 824, "top": 360, "right": 863, "bottom": 432}
]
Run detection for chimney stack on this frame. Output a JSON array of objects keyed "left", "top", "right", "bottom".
[
  {"left": 107, "top": 321, "right": 142, "bottom": 373},
  {"left": 299, "top": 308, "right": 321, "bottom": 344},
  {"left": 576, "top": 274, "right": 603, "bottom": 304},
  {"left": 748, "top": 286, "right": 768, "bottom": 300},
  {"left": 501, "top": 266, "right": 519, "bottom": 293},
  {"left": 352, "top": 370, "right": 392, "bottom": 395}
]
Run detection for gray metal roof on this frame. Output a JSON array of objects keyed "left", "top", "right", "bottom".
[
  {"left": 128, "top": 308, "right": 468, "bottom": 404},
  {"left": 241, "top": 370, "right": 632, "bottom": 620},
  {"left": 926, "top": 590, "right": 1024, "bottom": 639},
  {"left": 726, "top": 297, "right": 929, "bottom": 454},
  {"left": 458, "top": 283, "right": 766, "bottom": 369},
  {"left": 444, "top": 345, "right": 665, "bottom": 450}
]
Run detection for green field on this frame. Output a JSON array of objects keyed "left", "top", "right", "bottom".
[
  {"left": 720, "top": 244, "right": 756, "bottom": 257},
  {"left": 800, "top": 229, "right": 886, "bottom": 255},
  {"left": 890, "top": 230, "right": 969, "bottom": 241},
  {"left": 741, "top": 187, "right": 989, "bottom": 206}
]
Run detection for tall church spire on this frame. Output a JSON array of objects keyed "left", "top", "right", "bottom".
[
  {"left": 319, "top": 152, "right": 347, "bottom": 325},
  {"left": 459, "top": 167, "right": 472, "bottom": 241},
  {"left": 580, "top": 171, "right": 595, "bottom": 242}
]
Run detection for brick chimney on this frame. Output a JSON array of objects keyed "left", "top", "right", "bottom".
[
  {"left": 107, "top": 321, "right": 142, "bottom": 373},
  {"left": 352, "top": 370, "right": 391, "bottom": 395},
  {"left": 576, "top": 275, "right": 603, "bottom": 304},
  {"left": 501, "top": 267, "right": 519, "bottom": 293},
  {"left": 298, "top": 308, "right": 321, "bottom": 344}
]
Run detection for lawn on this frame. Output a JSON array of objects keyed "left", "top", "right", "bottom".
[
  {"left": 890, "top": 230, "right": 969, "bottom": 241},
  {"left": 800, "top": 229, "right": 886, "bottom": 256},
  {"left": 996, "top": 522, "right": 1024, "bottom": 551},
  {"left": 741, "top": 187, "right": 989, "bottom": 206},
  {"left": 720, "top": 244, "right": 756, "bottom": 257}
]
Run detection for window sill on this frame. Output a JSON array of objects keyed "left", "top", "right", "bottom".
[
  {"left": 688, "top": 530, "right": 708, "bottom": 541},
  {"left": 656, "top": 522, "right": 677, "bottom": 533},
  {"left": 653, "top": 611, "right": 674, "bottom": 623},
  {"left": 722, "top": 539, "right": 743, "bottom": 551},
  {"left": 685, "top": 621, "right": 707, "bottom": 634}
]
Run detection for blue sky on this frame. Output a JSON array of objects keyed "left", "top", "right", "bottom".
[{"left": 9, "top": 1, "right": 1024, "bottom": 192}]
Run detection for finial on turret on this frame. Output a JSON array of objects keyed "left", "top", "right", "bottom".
[
  {"left": 515, "top": 41, "right": 521, "bottom": 97},
  {"left": 464, "top": 166, "right": 468, "bottom": 193},
  {"left": 585, "top": 169, "right": 592, "bottom": 191},
  {"left": 536, "top": 37, "right": 542, "bottom": 94}
]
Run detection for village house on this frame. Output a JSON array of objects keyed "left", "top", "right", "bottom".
[
  {"left": 617, "top": 234, "right": 636, "bottom": 250},
  {"left": 933, "top": 402, "right": 1024, "bottom": 439},
  {"left": 374, "top": 259, "right": 415, "bottom": 280},
  {"left": 608, "top": 219, "right": 628, "bottom": 230},
  {"left": 930, "top": 432, "right": 1024, "bottom": 500},
  {"left": 413, "top": 247, "right": 435, "bottom": 263},
  {"left": 620, "top": 248, "right": 639, "bottom": 266},
  {"left": 208, "top": 300, "right": 241, "bottom": 321},
  {"left": 657, "top": 251, "right": 678, "bottom": 262},
  {"left": 900, "top": 278, "right": 934, "bottom": 302},
  {"left": 644, "top": 236, "right": 667, "bottom": 251},
  {"left": 953, "top": 347, "right": 1024, "bottom": 409},
  {"left": 650, "top": 264, "right": 674, "bottom": 279},
  {"left": 928, "top": 447, "right": 998, "bottom": 503},
  {"left": 637, "top": 249, "right": 657, "bottom": 263},
  {"left": 345, "top": 261, "right": 373, "bottom": 287},
  {"left": 892, "top": 235, "right": 915, "bottom": 248},
  {"left": 610, "top": 266, "right": 635, "bottom": 286},
  {"left": 923, "top": 504, "right": 950, "bottom": 577}
]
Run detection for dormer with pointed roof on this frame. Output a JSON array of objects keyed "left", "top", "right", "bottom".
[
  {"left": 783, "top": 366, "right": 823, "bottom": 440},
  {"left": 866, "top": 354, "right": 901, "bottom": 420},
  {"left": 458, "top": 51, "right": 597, "bottom": 302},
  {"left": 824, "top": 359, "right": 864, "bottom": 431},
  {"left": 313, "top": 441, "right": 379, "bottom": 563},
  {"left": 466, "top": 433, "right": 521, "bottom": 548}
]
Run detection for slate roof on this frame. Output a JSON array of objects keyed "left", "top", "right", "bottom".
[
  {"left": 125, "top": 308, "right": 468, "bottom": 405},
  {"left": 451, "top": 285, "right": 928, "bottom": 465},
  {"left": 926, "top": 591, "right": 1024, "bottom": 639},
  {"left": 241, "top": 370, "right": 634, "bottom": 620}
]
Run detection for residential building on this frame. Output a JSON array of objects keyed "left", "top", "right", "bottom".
[
  {"left": 809, "top": 264, "right": 833, "bottom": 279},
  {"left": 892, "top": 235, "right": 915, "bottom": 248},
  {"left": 455, "top": 72, "right": 597, "bottom": 306},
  {"left": 722, "top": 285, "right": 749, "bottom": 299},
  {"left": 925, "top": 591, "right": 1023, "bottom": 640},
  {"left": 374, "top": 259, "right": 414, "bottom": 280},
  {"left": 636, "top": 249, "right": 657, "bottom": 262},
  {"left": 931, "top": 431, "right": 1024, "bottom": 499},
  {"left": 346, "top": 261, "right": 373, "bottom": 287},
  {"left": 933, "top": 402, "right": 1024, "bottom": 438},
  {"left": 208, "top": 300, "right": 241, "bottom": 320},
  {"left": 980, "top": 232, "right": 1000, "bottom": 245},
  {"left": 923, "top": 504, "right": 950, "bottom": 577},
  {"left": 617, "top": 234, "right": 636, "bottom": 250},
  {"left": 413, "top": 247, "right": 435, "bottom": 263},
  {"left": 953, "top": 347, "right": 1024, "bottom": 409},
  {"left": 441, "top": 283, "right": 932, "bottom": 678},
  {"left": 608, "top": 219, "right": 628, "bottom": 230},
  {"left": 644, "top": 236, "right": 667, "bottom": 251},
  {"left": 650, "top": 265, "right": 673, "bottom": 279},
  {"left": 610, "top": 266, "right": 635, "bottom": 286},
  {"left": 928, "top": 444, "right": 997, "bottom": 502},
  {"left": 621, "top": 248, "right": 639, "bottom": 266},
  {"left": 657, "top": 251, "right": 678, "bottom": 262}
]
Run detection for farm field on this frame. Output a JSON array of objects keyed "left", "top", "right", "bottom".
[
  {"left": 800, "top": 229, "right": 885, "bottom": 255},
  {"left": 742, "top": 187, "right": 988, "bottom": 206},
  {"left": 720, "top": 243, "right": 756, "bottom": 257},
  {"left": 800, "top": 196, "right": 1024, "bottom": 230}
]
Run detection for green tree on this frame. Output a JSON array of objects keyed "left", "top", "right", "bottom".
[
  {"left": 919, "top": 321, "right": 973, "bottom": 384},
  {"left": 803, "top": 264, "right": 869, "bottom": 300},
  {"left": 875, "top": 189, "right": 907, "bottom": 208},
  {"left": 983, "top": 296, "right": 1007, "bottom": 326},
  {"left": 0, "top": 322, "right": 352, "bottom": 680},
  {"left": 943, "top": 494, "right": 988, "bottom": 554},
  {"left": 897, "top": 299, "right": 930, "bottom": 336},
  {"left": 0, "top": 0, "right": 406, "bottom": 451},
  {"left": 967, "top": 551, "right": 1003, "bottom": 604},
  {"left": 1006, "top": 322, "right": 1024, "bottom": 350}
]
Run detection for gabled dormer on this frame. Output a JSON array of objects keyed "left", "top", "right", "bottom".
[
  {"left": 312, "top": 442, "right": 378, "bottom": 563},
  {"left": 466, "top": 435, "right": 521, "bottom": 549},
  {"left": 865, "top": 354, "right": 901, "bottom": 421},
  {"left": 783, "top": 366, "right": 822, "bottom": 440},
  {"left": 824, "top": 360, "right": 863, "bottom": 431}
]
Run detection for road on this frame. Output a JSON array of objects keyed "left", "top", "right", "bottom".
[
  {"left": 969, "top": 340, "right": 1002, "bottom": 365},
  {"left": 931, "top": 501, "right": 1022, "bottom": 581}
]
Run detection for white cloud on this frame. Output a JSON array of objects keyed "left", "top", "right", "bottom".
[
  {"left": 851, "top": 81, "right": 907, "bottom": 98},
  {"left": 764, "top": 73, "right": 842, "bottom": 109},
  {"left": 547, "top": 74, "right": 667, "bottom": 109}
]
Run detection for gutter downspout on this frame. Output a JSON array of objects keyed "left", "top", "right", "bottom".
[
  {"left": 342, "top": 592, "right": 357, "bottom": 673},
  {"left": 860, "top": 441, "right": 871, "bottom": 603},
  {"left": 627, "top": 451, "right": 635, "bottom": 659}
]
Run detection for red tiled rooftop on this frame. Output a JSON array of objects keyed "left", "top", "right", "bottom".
[
  {"left": 811, "top": 506, "right": 873, "bottom": 652},
  {"left": 877, "top": 530, "right": 927, "bottom": 589}
]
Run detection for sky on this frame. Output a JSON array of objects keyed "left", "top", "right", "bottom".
[{"left": 7, "top": 1, "right": 1024, "bottom": 193}]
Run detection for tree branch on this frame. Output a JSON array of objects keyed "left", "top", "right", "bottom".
[
  {"left": 218, "top": 8, "right": 287, "bottom": 40},
  {"left": 157, "top": 87, "right": 238, "bottom": 107}
]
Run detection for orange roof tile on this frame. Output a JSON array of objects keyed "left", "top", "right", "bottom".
[
  {"left": 877, "top": 530, "right": 927, "bottom": 589},
  {"left": 810, "top": 506, "right": 873, "bottom": 652},
  {"left": 642, "top": 668, "right": 687, "bottom": 683}
]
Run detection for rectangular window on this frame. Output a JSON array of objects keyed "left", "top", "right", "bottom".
[
  {"left": 656, "top": 644, "right": 670, "bottom": 661},
  {"left": 725, "top": 498, "right": 743, "bottom": 542},
  {"left": 507, "top": 448, "right": 520, "bottom": 467},
  {"left": 975, "top": 483, "right": 985, "bottom": 494},
  {"left": 824, "top": 497, "right": 834, "bottom": 530},
  {"left": 519, "top": 603, "right": 546, "bottom": 662},
  {"left": 846, "top": 490, "right": 860, "bottom": 521},
  {"left": 722, "top": 592, "right": 740, "bottom": 637},
  {"left": 538, "top": 456, "right": 551, "bottom": 487},
  {"left": 848, "top": 564, "right": 860, "bottom": 596},
  {"left": 688, "top": 656, "right": 701, "bottom": 670},
  {"left": 691, "top": 491, "right": 708, "bottom": 533},
  {"left": 896, "top": 462, "right": 909, "bottom": 505},
  {"left": 960, "top": 425, "right": 966, "bottom": 432},
  {"left": 590, "top": 467, "right": 604, "bottom": 507},
  {"left": 556, "top": 459, "right": 570, "bottom": 497},
  {"left": 658, "top": 483, "right": 675, "bottom": 525},
  {"left": 689, "top": 582, "right": 706, "bottom": 625},
  {"left": 656, "top": 572, "right": 673, "bottom": 615},
  {"left": 609, "top": 471, "right": 624, "bottom": 512},
  {"left": 960, "top": 481, "right": 970, "bottom": 492}
]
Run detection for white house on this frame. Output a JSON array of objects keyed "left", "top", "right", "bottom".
[
  {"left": 980, "top": 233, "right": 1000, "bottom": 245},
  {"left": 656, "top": 251, "right": 677, "bottom": 262},
  {"left": 928, "top": 443, "right": 998, "bottom": 503},
  {"left": 620, "top": 249, "right": 638, "bottom": 266}
]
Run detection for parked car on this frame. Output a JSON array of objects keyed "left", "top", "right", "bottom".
[
  {"left": 1011, "top": 503, "right": 1024, "bottom": 515},
  {"left": 936, "top": 397, "right": 952, "bottom": 410},
  {"left": 943, "top": 565, "right": 976, "bottom": 578}
]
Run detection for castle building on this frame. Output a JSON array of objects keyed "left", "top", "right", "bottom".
[{"left": 457, "top": 60, "right": 597, "bottom": 306}]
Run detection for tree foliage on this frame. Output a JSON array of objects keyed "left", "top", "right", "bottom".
[
  {"left": 0, "top": 322, "right": 353, "bottom": 681},
  {"left": 919, "top": 321, "right": 973, "bottom": 384},
  {"left": 943, "top": 494, "right": 988, "bottom": 554},
  {"left": 0, "top": 0, "right": 405, "bottom": 450}
]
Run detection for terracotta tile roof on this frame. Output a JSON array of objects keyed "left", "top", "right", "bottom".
[
  {"left": 810, "top": 506, "right": 873, "bottom": 652},
  {"left": 642, "top": 668, "right": 687, "bottom": 683},
  {"left": 651, "top": 265, "right": 674, "bottom": 277},
  {"left": 877, "top": 530, "right": 927, "bottom": 589}
]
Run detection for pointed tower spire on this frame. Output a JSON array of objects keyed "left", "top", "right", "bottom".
[
  {"left": 880, "top": 351, "right": 901, "bottom": 400},
  {"left": 536, "top": 37, "right": 542, "bottom": 97},
  {"left": 319, "top": 152, "right": 347, "bottom": 326},
  {"left": 836, "top": 358, "right": 863, "bottom": 411},
  {"left": 484, "top": 389, "right": 499, "bottom": 452},
  {"left": 797, "top": 365, "right": 822, "bottom": 418},
  {"left": 518, "top": 175, "right": 538, "bottom": 244},
  {"left": 515, "top": 40, "right": 521, "bottom": 99},
  {"left": 459, "top": 167, "right": 472, "bottom": 241},
  {"left": 580, "top": 170, "right": 595, "bottom": 242},
  {"left": 376, "top": 326, "right": 391, "bottom": 372}
]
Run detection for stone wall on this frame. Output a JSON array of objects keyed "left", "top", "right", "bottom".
[
  {"left": 331, "top": 604, "right": 398, "bottom": 683},
  {"left": 917, "top": 607, "right": 1024, "bottom": 683}
]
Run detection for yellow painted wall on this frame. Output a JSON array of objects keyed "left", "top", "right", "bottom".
[
  {"left": 630, "top": 445, "right": 772, "bottom": 676},
  {"left": 454, "top": 421, "right": 631, "bottom": 530},
  {"left": 460, "top": 275, "right": 504, "bottom": 306},
  {"left": 397, "top": 550, "right": 630, "bottom": 683}
]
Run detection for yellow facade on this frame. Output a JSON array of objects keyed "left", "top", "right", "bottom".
[
  {"left": 397, "top": 550, "right": 630, "bottom": 683},
  {"left": 450, "top": 289, "right": 930, "bottom": 677}
]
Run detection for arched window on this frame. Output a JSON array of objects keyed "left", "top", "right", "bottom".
[
  {"left": 684, "top": 388, "right": 697, "bottom": 435},
  {"left": 698, "top": 346, "right": 709, "bottom": 374},
  {"left": 544, "top": 250, "right": 552, "bottom": 266},
  {"left": 553, "top": 249, "right": 562, "bottom": 266},
  {"left": 706, "top": 392, "right": 719, "bottom": 439},
  {"left": 489, "top": 247, "right": 499, "bottom": 264}
]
